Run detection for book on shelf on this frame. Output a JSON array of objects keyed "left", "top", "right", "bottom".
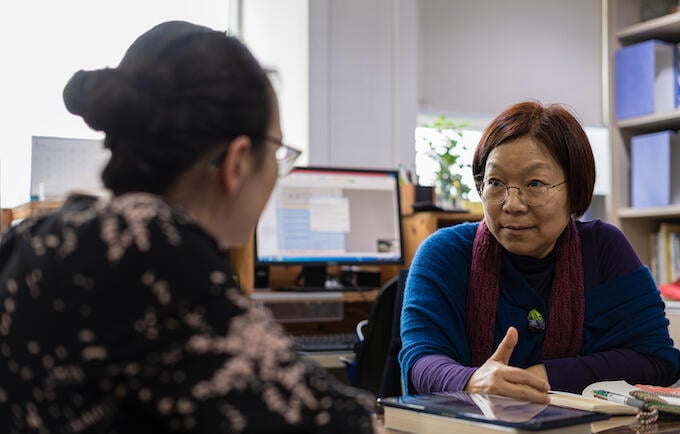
[
  {"left": 647, "top": 223, "right": 680, "bottom": 286},
  {"left": 615, "top": 39, "right": 678, "bottom": 120},
  {"left": 378, "top": 391, "right": 608, "bottom": 434},
  {"left": 650, "top": 231, "right": 660, "bottom": 284},
  {"left": 673, "top": 232, "right": 680, "bottom": 283},
  {"left": 659, "top": 223, "right": 680, "bottom": 284}
]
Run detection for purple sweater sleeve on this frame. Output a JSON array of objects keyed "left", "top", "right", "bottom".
[
  {"left": 410, "top": 354, "right": 478, "bottom": 393},
  {"left": 413, "top": 350, "right": 676, "bottom": 395}
]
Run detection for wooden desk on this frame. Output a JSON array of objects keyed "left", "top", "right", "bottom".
[
  {"left": 11, "top": 200, "right": 63, "bottom": 221},
  {"left": 1, "top": 208, "right": 11, "bottom": 230},
  {"left": 3, "top": 200, "right": 64, "bottom": 231}
]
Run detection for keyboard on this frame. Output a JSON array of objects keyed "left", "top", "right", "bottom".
[{"left": 293, "top": 333, "right": 356, "bottom": 352}]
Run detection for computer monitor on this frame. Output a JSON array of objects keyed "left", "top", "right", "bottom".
[
  {"left": 255, "top": 166, "right": 404, "bottom": 289},
  {"left": 30, "top": 136, "right": 109, "bottom": 200}
]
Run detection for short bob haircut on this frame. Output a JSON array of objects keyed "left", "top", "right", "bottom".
[{"left": 472, "top": 101, "right": 595, "bottom": 217}]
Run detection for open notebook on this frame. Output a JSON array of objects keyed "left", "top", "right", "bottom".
[{"left": 550, "top": 380, "right": 680, "bottom": 415}]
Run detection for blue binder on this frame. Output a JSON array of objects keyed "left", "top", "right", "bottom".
[
  {"left": 615, "top": 40, "right": 678, "bottom": 119},
  {"left": 630, "top": 131, "right": 679, "bottom": 208}
]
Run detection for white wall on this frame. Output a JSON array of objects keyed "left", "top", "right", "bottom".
[
  {"left": 243, "top": 0, "right": 418, "bottom": 171},
  {"left": 309, "top": 0, "right": 418, "bottom": 169},
  {"left": 241, "top": 0, "right": 310, "bottom": 165},
  {"left": 248, "top": 0, "right": 601, "bottom": 172},
  {"left": 418, "top": 0, "right": 603, "bottom": 126},
  {"left": 0, "top": 1, "right": 229, "bottom": 208},
  {"left": 0, "top": 0, "right": 605, "bottom": 207}
]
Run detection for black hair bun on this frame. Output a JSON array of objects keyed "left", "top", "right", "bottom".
[{"left": 63, "top": 68, "right": 141, "bottom": 134}]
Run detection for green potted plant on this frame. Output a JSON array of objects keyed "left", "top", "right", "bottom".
[{"left": 420, "top": 115, "right": 471, "bottom": 211}]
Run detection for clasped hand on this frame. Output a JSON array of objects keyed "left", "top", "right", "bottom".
[{"left": 464, "top": 327, "right": 550, "bottom": 404}]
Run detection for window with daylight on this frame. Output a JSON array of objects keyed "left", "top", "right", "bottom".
[
  {"left": 0, "top": 0, "right": 231, "bottom": 207},
  {"left": 414, "top": 123, "right": 610, "bottom": 218}
]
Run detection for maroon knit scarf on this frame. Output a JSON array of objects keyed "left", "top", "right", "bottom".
[{"left": 466, "top": 218, "right": 584, "bottom": 367}]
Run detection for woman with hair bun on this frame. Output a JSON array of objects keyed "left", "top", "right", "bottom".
[{"left": 0, "top": 21, "right": 378, "bottom": 433}]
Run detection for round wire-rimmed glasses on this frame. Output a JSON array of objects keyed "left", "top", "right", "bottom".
[
  {"left": 266, "top": 137, "right": 302, "bottom": 177},
  {"left": 478, "top": 178, "right": 568, "bottom": 206},
  {"left": 210, "top": 137, "right": 302, "bottom": 177}
]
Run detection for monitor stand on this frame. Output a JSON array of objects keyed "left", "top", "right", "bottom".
[{"left": 301, "top": 265, "right": 327, "bottom": 289}]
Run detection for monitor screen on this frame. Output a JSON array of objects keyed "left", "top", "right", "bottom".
[
  {"left": 30, "top": 136, "right": 109, "bottom": 200},
  {"left": 255, "top": 166, "right": 404, "bottom": 270}
]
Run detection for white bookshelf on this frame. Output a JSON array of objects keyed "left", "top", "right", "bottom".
[
  {"left": 616, "top": 11, "right": 680, "bottom": 44},
  {"left": 617, "top": 109, "right": 680, "bottom": 131},
  {"left": 607, "top": 1, "right": 680, "bottom": 268}
]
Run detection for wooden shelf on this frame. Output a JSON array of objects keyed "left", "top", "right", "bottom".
[
  {"left": 617, "top": 11, "right": 680, "bottom": 44},
  {"left": 402, "top": 211, "right": 483, "bottom": 268},
  {"left": 617, "top": 109, "right": 680, "bottom": 132},
  {"left": 11, "top": 200, "right": 63, "bottom": 221},
  {"left": 1, "top": 209, "right": 12, "bottom": 230}
]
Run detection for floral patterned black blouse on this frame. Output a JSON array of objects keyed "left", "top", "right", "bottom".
[{"left": 0, "top": 193, "right": 376, "bottom": 433}]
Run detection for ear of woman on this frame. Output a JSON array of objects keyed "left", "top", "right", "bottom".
[{"left": 219, "top": 135, "right": 255, "bottom": 195}]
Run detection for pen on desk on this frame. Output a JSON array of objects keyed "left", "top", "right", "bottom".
[{"left": 592, "top": 389, "right": 647, "bottom": 410}]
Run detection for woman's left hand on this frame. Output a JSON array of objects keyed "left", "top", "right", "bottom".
[
  {"left": 464, "top": 327, "right": 550, "bottom": 403},
  {"left": 525, "top": 363, "right": 548, "bottom": 384}
]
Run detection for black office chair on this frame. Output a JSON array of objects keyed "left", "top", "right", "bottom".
[{"left": 352, "top": 268, "right": 408, "bottom": 398}]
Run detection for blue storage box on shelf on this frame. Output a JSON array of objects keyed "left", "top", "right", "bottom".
[
  {"left": 630, "top": 130, "right": 680, "bottom": 208},
  {"left": 615, "top": 39, "right": 678, "bottom": 119}
]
